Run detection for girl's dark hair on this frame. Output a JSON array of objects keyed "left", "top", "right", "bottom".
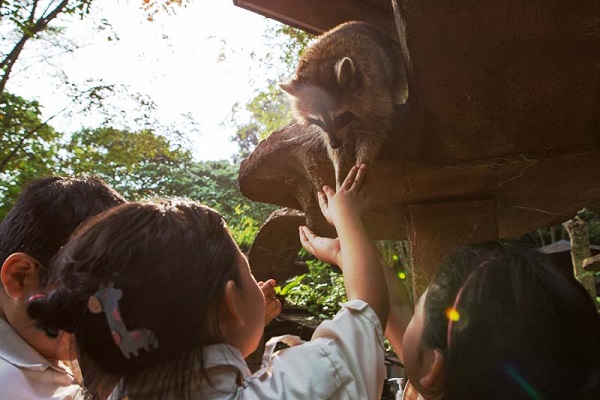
[
  {"left": 27, "top": 200, "right": 240, "bottom": 400},
  {"left": 423, "top": 241, "right": 600, "bottom": 400}
]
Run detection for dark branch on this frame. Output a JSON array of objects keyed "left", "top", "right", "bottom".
[{"left": 0, "top": 0, "right": 70, "bottom": 96}]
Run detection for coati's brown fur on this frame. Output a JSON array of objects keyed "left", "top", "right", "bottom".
[{"left": 281, "top": 21, "right": 408, "bottom": 187}]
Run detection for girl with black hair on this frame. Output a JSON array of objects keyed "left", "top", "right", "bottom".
[
  {"left": 405, "top": 242, "right": 600, "bottom": 400},
  {"left": 306, "top": 231, "right": 600, "bottom": 399},
  {"left": 28, "top": 165, "right": 390, "bottom": 400}
]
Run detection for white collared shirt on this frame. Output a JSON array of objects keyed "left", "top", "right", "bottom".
[
  {"left": 125, "top": 299, "right": 385, "bottom": 400},
  {"left": 0, "top": 318, "right": 84, "bottom": 399}
]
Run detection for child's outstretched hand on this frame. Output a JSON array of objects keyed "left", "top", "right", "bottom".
[
  {"left": 303, "top": 163, "right": 389, "bottom": 327},
  {"left": 258, "top": 279, "right": 282, "bottom": 326},
  {"left": 299, "top": 226, "right": 341, "bottom": 267},
  {"left": 318, "top": 164, "right": 370, "bottom": 228}
]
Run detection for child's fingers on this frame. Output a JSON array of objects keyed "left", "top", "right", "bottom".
[
  {"left": 360, "top": 164, "right": 374, "bottom": 193},
  {"left": 351, "top": 164, "right": 368, "bottom": 191},
  {"left": 260, "top": 279, "right": 276, "bottom": 297},
  {"left": 299, "top": 225, "right": 307, "bottom": 242},
  {"left": 264, "top": 297, "right": 282, "bottom": 326},
  {"left": 322, "top": 185, "right": 335, "bottom": 199},
  {"left": 300, "top": 225, "right": 317, "bottom": 241},
  {"left": 299, "top": 226, "right": 314, "bottom": 251},
  {"left": 317, "top": 191, "right": 327, "bottom": 209},
  {"left": 299, "top": 226, "right": 320, "bottom": 254},
  {"left": 318, "top": 190, "right": 332, "bottom": 219},
  {"left": 340, "top": 166, "right": 359, "bottom": 190},
  {"left": 264, "top": 278, "right": 276, "bottom": 287}
]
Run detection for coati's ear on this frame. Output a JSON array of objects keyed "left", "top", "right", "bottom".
[
  {"left": 279, "top": 80, "right": 298, "bottom": 96},
  {"left": 335, "top": 57, "right": 355, "bottom": 86}
]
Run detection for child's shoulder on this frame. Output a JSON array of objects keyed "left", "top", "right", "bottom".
[
  {"left": 0, "top": 318, "right": 51, "bottom": 372},
  {"left": 0, "top": 319, "right": 82, "bottom": 399},
  {"left": 0, "top": 358, "right": 83, "bottom": 400},
  {"left": 243, "top": 300, "right": 385, "bottom": 399}
]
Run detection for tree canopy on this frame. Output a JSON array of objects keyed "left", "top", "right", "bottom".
[
  {"left": 0, "top": 92, "right": 59, "bottom": 213},
  {"left": 229, "top": 25, "right": 314, "bottom": 160}
]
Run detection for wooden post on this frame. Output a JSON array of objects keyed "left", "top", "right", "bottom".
[
  {"left": 405, "top": 199, "right": 498, "bottom": 298},
  {"left": 563, "top": 216, "right": 597, "bottom": 301}
]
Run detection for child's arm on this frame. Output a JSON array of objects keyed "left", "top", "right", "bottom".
[
  {"left": 300, "top": 164, "right": 389, "bottom": 327},
  {"left": 377, "top": 252, "right": 414, "bottom": 361},
  {"left": 300, "top": 230, "right": 414, "bottom": 360}
]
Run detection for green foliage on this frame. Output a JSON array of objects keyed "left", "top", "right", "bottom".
[
  {"left": 581, "top": 208, "right": 600, "bottom": 245},
  {"left": 230, "top": 24, "right": 314, "bottom": 161},
  {"left": 0, "top": 92, "right": 60, "bottom": 218},
  {"left": 230, "top": 122, "right": 259, "bottom": 163},
  {"left": 229, "top": 206, "right": 262, "bottom": 252},
  {"left": 62, "top": 127, "right": 194, "bottom": 200},
  {"left": 0, "top": 114, "right": 274, "bottom": 251},
  {"left": 142, "top": 0, "right": 190, "bottom": 21},
  {"left": 277, "top": 257, "right": 346, "bottom": 319},
  {"left": 182, "top": 160, "right": 276, "bottom": 250},
  {"left": 230, "top": 83, "right": 292, "bottom": 162},
  {"left": 246, "top": 84, "right": 293, "bottom": 138},
  {"left": 272, "top": 24, "right": 315, "bottom": 69},
  {"left": 276, "top": 241, "right": 413, "bottom": 321}
]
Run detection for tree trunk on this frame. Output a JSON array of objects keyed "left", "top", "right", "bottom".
[{"left": 562, "top": 216, "right": 597, "bottom": 301}]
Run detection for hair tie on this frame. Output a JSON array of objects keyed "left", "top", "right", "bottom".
[
  {"left": 88, "top": 282, "right": 159, "bottom": 359},
  {"left": 27, "top": 293, "right": 46, "bottom": 304},
  {"left": 446, "top": 259, "right": 494, "bottom": 347}
]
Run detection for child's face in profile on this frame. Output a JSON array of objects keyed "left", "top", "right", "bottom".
[
  {"left": 401, "top": 288, "right": 444, "bottom": 399},
  {"left": 225, "top": 246, "right": 265, "bottom": 358}
]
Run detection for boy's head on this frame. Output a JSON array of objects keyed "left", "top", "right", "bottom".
[
  {"left": 0, "top": 176, "right": 126, "bottom": 359},
  {"left": 404, "top": 242, "right": 600, "bottom": 400}
]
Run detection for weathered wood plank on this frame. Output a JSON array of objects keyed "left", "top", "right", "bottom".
[{"left": 233, "top": 0, "right": 395, "bottom": 36}]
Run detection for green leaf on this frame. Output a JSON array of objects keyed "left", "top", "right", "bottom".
[{"left": 278, "top": 274, "right": 306, "bottom": 296}]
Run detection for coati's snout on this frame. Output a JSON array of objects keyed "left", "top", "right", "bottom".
[
  {"left": 309, "top": 118, "right": 345, "bottom": 149},
  {"left": 326, "top": 111, "right": 356, "bottom": 149},
  {"left": 328, "top": 134, "right": 343, "bottom": 149}
]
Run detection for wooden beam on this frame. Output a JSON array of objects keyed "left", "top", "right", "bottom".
[
  {"left": 233, "top": 0, "right": 395, "bottom": 36},
  {"left": 406, "top": 199, "right": 498, "bottom": 298}
]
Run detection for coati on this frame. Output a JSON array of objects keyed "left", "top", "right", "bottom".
[{"left": 280, "top": 21, "right": 408, "bottom": 187}]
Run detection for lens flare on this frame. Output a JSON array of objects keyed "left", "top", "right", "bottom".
[
  {"left": 504, "top": 364, "right": 545, "bottom": 400},
  {"left": 446, "top": 307, "right": 460, "bottom": 322},
  {"left": 398, "top": 271, "right": 406, "bottom": 280}
]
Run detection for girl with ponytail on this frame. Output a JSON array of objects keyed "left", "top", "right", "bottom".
[{"left": 28, "top": 166, "right": 391, "bottom": 400}]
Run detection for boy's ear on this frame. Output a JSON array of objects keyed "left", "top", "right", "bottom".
[
  {"left": 419, "top": 348, "right": 445, "bottom": 393},
  {"left": 1, "top": 253, "right": 40, "bottom": 299},
  {"left": 219, "top": 280, "right": 245, "bottom": 332}
]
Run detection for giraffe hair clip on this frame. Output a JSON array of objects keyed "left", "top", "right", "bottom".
[{"left": 88, "top": 282, "right": 159, "bottom": 359}]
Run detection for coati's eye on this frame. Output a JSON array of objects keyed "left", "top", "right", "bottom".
[
  {"left": 334, "top": 112, "right": 356, "bottom": 129},
  {"left": 307, "top": 118, "right": 326, "bottom": 131}
]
